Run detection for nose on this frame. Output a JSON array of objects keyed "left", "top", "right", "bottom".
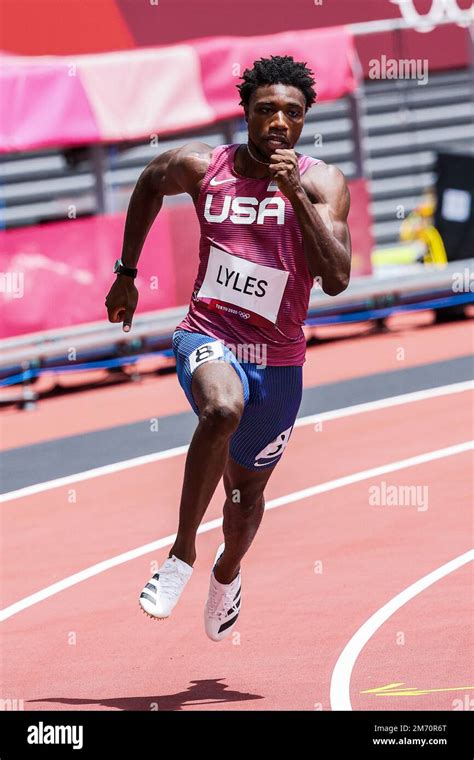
[{"left": 270, "top": 111, "right": 287, "bottom": 130}]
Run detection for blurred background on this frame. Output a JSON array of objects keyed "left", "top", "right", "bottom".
[{"left": 0, "top": 0, "right": 473, "bottom": 408}]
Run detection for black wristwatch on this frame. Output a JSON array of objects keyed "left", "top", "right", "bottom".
[{"left": 113, "top": 258, "right": 138, "bottom": 279}]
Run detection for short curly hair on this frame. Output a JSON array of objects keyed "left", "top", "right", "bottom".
[{"left": 236, "top": 54, "right": 317, "bottom": 112}]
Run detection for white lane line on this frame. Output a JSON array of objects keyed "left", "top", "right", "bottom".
[
  {"left": 0, "top": 445, "right": 190, "bottom": 504},
  {"left": 1, "top": 380, "right": 472, "bottom": 503},
  {"left": 330, "top": 549, "right": 474, "bottom": 712},
  {"left": 1, "top": 441, "right": 472, "bottom": 622},
  {"left": 293, "top": 380, "right": 473, "bottom": 428}
]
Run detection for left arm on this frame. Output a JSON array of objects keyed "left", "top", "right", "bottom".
[{"left": 269, "top": 151, "right": 352, "bottom": 296}]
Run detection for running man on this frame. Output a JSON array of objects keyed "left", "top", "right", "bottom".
[{"left": 105, "top": 55, "right": 351, "bottom": 641}]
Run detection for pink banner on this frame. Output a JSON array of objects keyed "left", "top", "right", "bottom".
[
  {"left": 0, "top": 212, "right": 178, "bottom": 338},
  {"left": 0, "top": 26, "right": 356, "bottom": 153},
  {"left": 196, "top": 27, "right": 357, "bottom": 121},
  {"left": 0, "top": 55, "right": 100, "bottom": 151},
  {"left": 0, "top": 178, "right": 372, "bottom": 338}
]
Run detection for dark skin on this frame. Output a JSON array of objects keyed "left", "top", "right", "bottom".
[{"left": 105, "top": 83, "right": 352, "bottom": 583}]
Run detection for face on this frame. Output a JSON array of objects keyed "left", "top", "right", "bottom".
[{"left": 245, "top": 83, "right": 306, "bottom": 157}]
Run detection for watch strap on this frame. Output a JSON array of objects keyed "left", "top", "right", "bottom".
[{"left": 115, "top": 258, "right": 137, "bottom": 279}]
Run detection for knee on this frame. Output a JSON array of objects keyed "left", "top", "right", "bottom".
[
  {"left": 226, "top": 489, "right": 265, "bottom": 514},
  {"left": 200, "top": 402, "right": 243, "bottom": 436}
]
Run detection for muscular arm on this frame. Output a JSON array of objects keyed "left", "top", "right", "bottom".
[
  {"left": 120, "top": 141, "right": 212, "bottom": 268},
  {"left": 268, "top": 150, "right": 351, "bottom": 295},
  {"left": 105, "top": 141, "right": 211, "bottom": 331},
  {"left": 291, "top": 163, "right": 352, "bottom": 296}
]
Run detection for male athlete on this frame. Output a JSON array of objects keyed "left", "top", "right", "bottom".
[{"left": 105, "top": 55, "right": 351, "bottom": 641}]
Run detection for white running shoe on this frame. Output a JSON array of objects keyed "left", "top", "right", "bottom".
[
  {"left": 204, "top": 543, "right": 242, "bottom": 641},
  {"left": 139, "top": 554, "right": 193, "bottom": 620}
]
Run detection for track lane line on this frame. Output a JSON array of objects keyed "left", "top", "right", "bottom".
[
  {"left": 1, "top": 440, "right": 472, "bottom": 622},
  {"left": 330, "top": 549, "right": 474, "bottom": 711},
  {"left": 1, "top": 381, "right": 472, "bottom": 503}
]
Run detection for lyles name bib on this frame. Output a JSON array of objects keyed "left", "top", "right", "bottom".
[{"left": 196, "top": 245, "right": 289, "bottom": 326}]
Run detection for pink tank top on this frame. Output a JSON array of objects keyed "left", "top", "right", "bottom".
[{"left": 176, "top": 143, "right": 322, "bottom": 366}]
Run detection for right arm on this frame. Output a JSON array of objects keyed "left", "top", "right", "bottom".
[{"left": 105, "top": 142, "right": 211, "bottom": 331}]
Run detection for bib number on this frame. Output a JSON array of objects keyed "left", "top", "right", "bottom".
[{"left": 189, "top": 341, "right": 224, "bottom": 373}]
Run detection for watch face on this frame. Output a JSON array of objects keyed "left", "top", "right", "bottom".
[{"left": 114, "top": 259, "right": 121, "bottom": 273}]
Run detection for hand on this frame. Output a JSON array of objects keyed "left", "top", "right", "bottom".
[
  {"left": 105, "top": 275, "right": 139, "bottom": 332},
  {"left": 268, "top": 148, "right": 303, "bottom": 201}
]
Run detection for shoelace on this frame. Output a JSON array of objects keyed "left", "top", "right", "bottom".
[
  {"left": 207, "top": 581, "right": 239, "bottom": 621},
  {"left": 155, "top": 563, "right": 188, "bottom": 601}
]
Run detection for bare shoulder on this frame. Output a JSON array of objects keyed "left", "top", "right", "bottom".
[
  {"left": 173, "top": 141, "right": 215, "bottom": 191},
  {"left": 301, "top": 161, "right": 350, "bottom": 212},
  {"left": 175, "top": 141, "right": 214, "bottom": 171},
  {"left": 145, "top": 141, "right": 215, "bottom": 198}
]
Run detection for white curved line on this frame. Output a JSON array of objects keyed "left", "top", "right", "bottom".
[
  {"left": 1, "top": 440, "right": 471, "bottom": 622},
  {"left": 330, "top": 549, "right": 474, "bottom": 711}
]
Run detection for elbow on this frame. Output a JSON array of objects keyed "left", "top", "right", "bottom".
[{"left": 322, "top": 273, "right": 350, "bottom": 297}]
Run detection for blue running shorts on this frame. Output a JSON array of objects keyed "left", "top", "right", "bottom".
[{"left": 172, "top": 329, "right": 302, "bottom": 471}]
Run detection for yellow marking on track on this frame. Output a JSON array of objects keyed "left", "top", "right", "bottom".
[{"left": 361, "top": 683, "right": 474, "bottom": 697}]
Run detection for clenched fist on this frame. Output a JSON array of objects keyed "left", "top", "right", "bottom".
[{"left": 105, "top": 275, "right": 139, "bottom": 332}]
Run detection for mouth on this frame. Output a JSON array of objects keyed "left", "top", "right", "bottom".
[{"left": 265, "top": 136, "right": 289, "bottom": 148}]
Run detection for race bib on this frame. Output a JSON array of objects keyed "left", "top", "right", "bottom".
[
  {"left": 196, "top": 246, "right": 289, "bottom": 325},
  {"left": 189, "top": 341, "right": 224, "bottom": 373}
]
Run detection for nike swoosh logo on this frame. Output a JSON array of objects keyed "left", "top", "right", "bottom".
[{"left": 209, "top": 177, "right": 238, "bottom": 186}]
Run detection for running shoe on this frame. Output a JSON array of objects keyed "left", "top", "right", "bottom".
[
  {"left": 139, "top": 554, "right": 193, "bottom": 620},
  {"left": 204, "top": 543, "right": 242, "bottom": 641}
]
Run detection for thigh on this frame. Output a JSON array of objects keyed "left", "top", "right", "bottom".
[
  {"left": 192, "top": 359, "right": 245, "bottom": 416},
  {"left": 172, "top": 329, "right": 250, "bottom": 416},
  {"left": 229, "top": 364, "right": 303, "bottom": 472}
]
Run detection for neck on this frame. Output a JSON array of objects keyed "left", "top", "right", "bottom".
[
  {"left": 246, "top": 142, "right": 271, "bottom": 166},
  {"left": 234, "top": 141, "right": 271, "bottom": 179}
]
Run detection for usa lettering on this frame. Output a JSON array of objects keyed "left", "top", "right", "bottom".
[
  {"left": 216, "top": 265, "right": 267, "bottom": 297},
  {"left": 204, "top": 195, "right": 285, "bottom": 225}
]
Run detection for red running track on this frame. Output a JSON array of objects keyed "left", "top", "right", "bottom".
[
  {"left": 1, "top": 381, "right": 472, "bottom": 711},
  {"left": 1, "top": 313, "right": 473, "bottom": 711}
]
